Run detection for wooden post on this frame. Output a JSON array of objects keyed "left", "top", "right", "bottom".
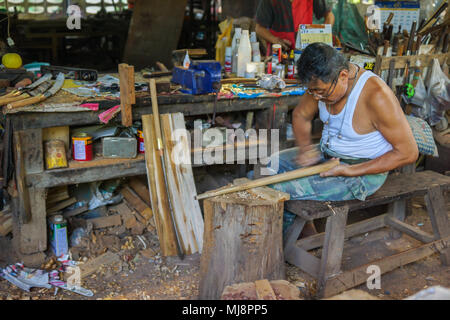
[
  {"left": 199, "top": 179, "right": 289, "bottom": 300},
  {"left": 119, "top": 63, "right": 135, "bottom": 127}
]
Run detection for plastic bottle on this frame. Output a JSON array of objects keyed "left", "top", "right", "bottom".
[
  {"left": 251, "top": 42, "right": 261, "bottom": 63},
  {"left": 237, "top": 30, "right": 252, "bottom": 77},
  {"left": 287, "top": 50, "right": 295, "bottom": 79},
  {"left": 183, "top": 51, "right": 190, "bottom": 69},
  {"left": 231, "top": 28, "right": 242, "bottom": 74},
  {"left": 250, "top": 31, "right": 257, "bottom": 43},
  {"left": 224, "top": 46, "right": 232, "bottom": 74}
]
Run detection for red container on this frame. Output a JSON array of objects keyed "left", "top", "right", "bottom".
[
  {"left": 137, "top": 130, "right": 145, "bottom": 154},
  {"left": 72, "top": 133, "right": 93, "bottom": 161}
]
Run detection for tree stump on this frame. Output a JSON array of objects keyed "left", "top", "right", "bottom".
[{"left": 199, "top": 178, "right": 290, "bottom": 300}]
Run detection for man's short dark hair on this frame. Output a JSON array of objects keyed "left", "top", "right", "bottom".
[{"left": 296, "top": 43, "right": 349, "bottom": 85}]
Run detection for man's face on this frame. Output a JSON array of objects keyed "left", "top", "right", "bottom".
[{"left": 306, "top": 68, "right": 350, "bottom": 105}]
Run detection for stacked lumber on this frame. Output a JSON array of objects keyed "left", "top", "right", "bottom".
[
  {"left": 0, "top": 209, "right": 12, "bottom": 236},
  {"left": 142, "top": 112, "right": 204, "bottom": 256},
  {"left": 221, "top": 279, "right": 301, "bottom": 300}
]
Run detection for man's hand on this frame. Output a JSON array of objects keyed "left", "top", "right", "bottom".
[
  {"left": 320, "top": 159, "right": 351, "bottom": 177},
  {"left": 297, "top": 145, "right": 320, "bottom": 167},
  {"left": 275, "top": 38, "right": 291, "bottom": 51}
]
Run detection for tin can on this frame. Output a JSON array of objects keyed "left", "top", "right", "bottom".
[
  {"left": 272, "top": 44, "right": 282, "bottom": 63},
  {"left": 45, "top": 139, "right": 68, "bottom": 170},
  {"left": 72, "top": 133, "right": 93, "bottom": 161},
  {"left": 137, "top": 130, "right": 145, "bottom": 154},
  {"left": 48, "top": 215, "right": 68, "bottom": 257}
]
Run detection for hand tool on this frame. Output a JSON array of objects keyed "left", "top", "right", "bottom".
[
  {"left": 0, "top": 79, "right": 52, "bottom": 105},
  {"left": 6, "top": 72, "right": 65, "bottom": 110},
  {"left": 406, "top": 21, "right": 417, "bottom": 55},
  {"left": 0, "top": 73, "right": 52, "bottom": 100},
  {"left": 40, "top": 65, "right": 97, "bottom": 81},
  {"left": 196, "top": 159, "right": 340, "bottom": 200},
  {"left": 149, "top": 78, "right": 184, "bottom": 260}
]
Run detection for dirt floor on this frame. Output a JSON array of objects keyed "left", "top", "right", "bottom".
[{"left": 0, "top": 196, "right": 449, "bottom": 300}]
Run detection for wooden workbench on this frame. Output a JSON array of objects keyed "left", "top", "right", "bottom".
[{"left": 3, "top": 87, "right": 301, "bottom": 260}]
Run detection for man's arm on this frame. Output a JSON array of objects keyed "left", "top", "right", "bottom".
[
  {"left": 292, "top": 94, "right": 320, "bottom": 166},
  {"left": 255, "top": 23, "right": 291, "bottom": 50},
  {"left": 324, "top": 10, "right": 335, "bottom": 26},
  {"left": 322, "top": 79, "right": 418, "bottom": 177}
]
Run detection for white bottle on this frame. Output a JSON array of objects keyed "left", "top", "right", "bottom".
[
  {"left": 231, "top": 28, "right": 242, "bottom": 56},
  {"left": 237, "top": 30, "right": 252, "bottom": 77},
  {"left": 232, "top": 38, "right": 240, "bottom": 74},
  {"left": 183, "top": 51, "right": 190, "bottom": 69},
  {"left": 231, "top": 28, "right": 242, "bottom": 74},
  {"left": 251, "top": 42, "right": 261, "bottom": 62}
]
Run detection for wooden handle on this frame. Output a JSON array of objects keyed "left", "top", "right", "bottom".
[
  {"left": 0, "top": 93, "right": 30, "bottom": 106},
  {"left": 397, "top": 41, "right": 405, "bottom": 56},
  {"left": 196, "top": 159, "right": 340, "bottom": 200},
  {"left": 149, "top": 79, "right": 163, "bottom": 150},
  {"left": 7, "top": 95, "right": 43, "bottom": 110}
]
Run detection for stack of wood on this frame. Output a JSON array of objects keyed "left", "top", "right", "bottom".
[
  {"left": 221, "top": 279, "right": 301, "bottom": 300},
  {"left": 0, "top": 208, "right": 12, "bottom": 236},
  {"left": 142, "top": 112, "right": 204, "bottom": 257},
  {"left": 46, "top": 186, "right": 80, "bottom": 217}
]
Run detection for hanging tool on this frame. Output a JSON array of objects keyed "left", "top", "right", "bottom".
[
  {"left": 0, "top": 78, "right": 52, "bottom": 106},
  {"left": 149, "top": 78, "right": 184, "bottom": 260},
  {"left": 0, "top": 73, "right": 52, "bottom": 100},
  {"left": 6, "top": 73, "right": 65, "bottom": 110},
  {"left": 406, "top": 21, "right": 417, "bottom": 55}
]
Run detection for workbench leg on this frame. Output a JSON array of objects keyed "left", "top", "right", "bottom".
[
  {"left": 283, "top": 216, "right": 306, "bottom": 251},
  {"left": 425, "top": 186, "right": 450, "bottom": 266},
  {"left": 317, "top": 206, "right": 348, "bottom": 298},
  {"left": 387, "top": 200, "right": 406, "bottom": 239}
]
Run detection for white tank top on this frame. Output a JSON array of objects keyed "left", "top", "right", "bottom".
[{"left": 319, "top": 70, "right": 393, "bottom": 159}]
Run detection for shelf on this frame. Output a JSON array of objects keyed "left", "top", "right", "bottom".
[{"left": 26, "top": 139, "right": 270, "bottom": 189}]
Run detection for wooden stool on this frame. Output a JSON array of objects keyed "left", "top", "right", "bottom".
[
  {"left": 199, "top": 178, "right": 290, "bottom": 300},
  {"left": 284, "top": 170, "right": 450, "bottom": 298}
]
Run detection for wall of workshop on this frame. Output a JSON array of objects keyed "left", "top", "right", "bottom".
[
  {"left": 123, "top": 0, "right": 188, "bottom": 70},
  {"left": 222, "top": 0, "right": 259, "bottom": 19}
]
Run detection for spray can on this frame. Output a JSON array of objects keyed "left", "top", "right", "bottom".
[
  {"left": 224, "top": 46, "right": 232, "bottom": 74},
  {"left": 48, "top": 215, "right": 68, "bottom": 257},
  {"left": 137, "top": 130, "right": 145, "bottom": 154}
]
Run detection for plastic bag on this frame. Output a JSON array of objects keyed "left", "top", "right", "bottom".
[
  {"left": 88, "top": 181, "right": 122, "bottom": 210},
  {"left": 425, "top": 58, "right": 450, "bottom": 126},
  {"left": 257, "top": 74, "right": 286, "bottom": 90}
]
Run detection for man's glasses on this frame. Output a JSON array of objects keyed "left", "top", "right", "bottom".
[{"left": 306, "top": 69, "right": 344, "bottom": 99}]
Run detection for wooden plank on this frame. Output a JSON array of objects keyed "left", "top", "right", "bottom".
[
  {"left": 317, "top": 206, "right": 349, "bottom": 297},
  {"left": 20, "top": 129, "right": 44, "bottom": 175},
  {"left": 142, "top": 114, "right": 178, "bottom": 257},
  {"left": 286, "top": 171, "right": 450, "bottom": 221},
  {"left": 13, "top": 131, "right": 32, "bottom": 223},
  {"left": 379, "top": 53, "right": 448, "bottom": 70},
  {"left": 47, "top": 197, "right": 77, "bottom": 215},
  {"left": 255, "top": 279, "right": 277, "bottom": 300},
  {"left": 386, "top": 199, "right": 406, "bottom": 239},
  {"left": 9, "top": 95, "right": 299, "bottom": 131},
  {"left": 46, "top": 186, "right": 69, "bottom": 204},
  {"left": 62, "top": 204, "right": 88, "bottom": 219},
  {"left": 87, "top": 215, "right": 122, "bottom": 229},
  {"left": 0, "top": 214, "right": 12, "bottom": 236},
  {"left": 119, "top": 63, "right": 135, "bottom": 127},
  {"left": 123, "top": 0, "right": 188, "bottom": 69},
  {"left": 284, "top": 244, "right": 320, "bottom": 278},
  {"left": 162, "top": 113, "right": 204, "bottom": 254},
  {"left": 425, "top": 185, "right": 450, "bottom": 265},
  {"left": 283, "top": 216, "right": 306, "bottom": 251},
  {"left": 297, "top": 213, "right": 387, "bottom": 251},
  {"left": 120, "top": 186, "right": 153, "bottom": 221},
  {"left": 17, "top": 188, "right": 47, "bottom": 254},
  {"left": 321, "top": 236, "right": 450, "bottom": 298},
  {"left": 385, "top": 216, "right": 435, "bottom": 243},
  {"left": 67, "top": 252, "right": 120, "bottom": 281},
  {"left": 128, "top": 177, "right": 151, "bottom": 206},
  {"left": 42, "top": 126, "right": 70, "bottom": 150}
]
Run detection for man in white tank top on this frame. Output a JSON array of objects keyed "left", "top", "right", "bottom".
[
  {"left": 268, "top": 43, "right": 418, "bottom": 237},
  {"left": 294, "top": 43, "right": 418, "bottom": 177}
]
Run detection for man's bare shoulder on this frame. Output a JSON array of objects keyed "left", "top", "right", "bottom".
[{"left": 362, "top": 75, "right": 401, "bottom": 114}]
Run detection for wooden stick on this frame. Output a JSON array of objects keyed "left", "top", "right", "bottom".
[
  {"left": 119, "top": 63, "right": 135, "bottom": 127},
  {"left": 196, "top": 159, "right": 340, "bottom": 200}
]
